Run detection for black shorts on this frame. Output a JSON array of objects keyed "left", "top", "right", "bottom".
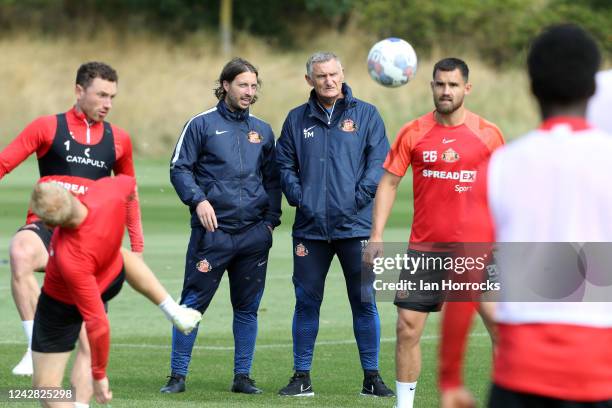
[
  {"left": 32, "top": 268, "right": 126, "bottom": 353},
  {"left": 394, "top": 249, "right": 451, "bottom": 313},
  {"left": 17, "top": 221, "right": 54, "bottom": 251},
  {"left": 488, "top": 384, "right": 612, "bottom": 408}
]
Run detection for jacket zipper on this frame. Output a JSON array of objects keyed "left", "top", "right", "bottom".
[
  {"left": 237, "top": 124, "right": 244, "bottom": 224},
  {"left": 317, "top": 100, "right": 336, "bottom": 242}
]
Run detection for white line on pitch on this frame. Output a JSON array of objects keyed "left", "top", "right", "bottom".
[{"left": 0, "top": 332, "right": 489, "bottom": 352}]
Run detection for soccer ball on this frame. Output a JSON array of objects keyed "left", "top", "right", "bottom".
[{"left": 367, "top": 38, "right": 418, "bottom": 88}]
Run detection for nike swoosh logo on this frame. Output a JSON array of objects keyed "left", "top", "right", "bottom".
[
  {"left": 215, "top": 130, "right": 228, "bottom": 135},
  {"left": 257, "top": 260, "right": 267, "bottom": 267},
  {"left": 303, "top": 125, "right": 316, "bottom": 133},
  {"left": 301, "top": 385, "right": 312, "bottom": 392},
  {"left": 442, "top": 138, "right": 456, "bottom": 144},
  {"left": 409, "top": 387, "right": 416, "bottom": 391}
]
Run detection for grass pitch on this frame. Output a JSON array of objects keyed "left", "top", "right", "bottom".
[{"left": 0, "top": 159, "right": 492, "bottom": 407}]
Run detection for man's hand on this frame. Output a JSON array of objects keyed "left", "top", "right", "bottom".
[
  {"left": 93, "top": 377, "right": 113, "bottom": 405},
  {"left": 441, "top": 386, "right": 476, "bottom": 408},
  {"left": 363, "top": 237, "right": 384, "bottom": 265},
  {"left": 196, "top": 200, "right": 218, "bottom": 232}
]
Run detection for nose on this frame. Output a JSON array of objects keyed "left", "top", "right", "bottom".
[{"left": 103, "top": 97, "right": 112, "bottom": 109}]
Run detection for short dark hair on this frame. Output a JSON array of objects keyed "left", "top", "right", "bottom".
[
  {"left": 433, "top": 58, "right": 469, "bottom": 82},
  {"left": 76, "top": 62, "right": 118, "bottom": 89},
  {"left": 214, "top": 57, "right": 260, "bottom": 103},
  {"left": 528, "top": 24, "right": 600, "bottom": 106}
]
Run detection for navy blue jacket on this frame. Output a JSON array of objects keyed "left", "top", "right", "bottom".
[
  {"left": 276, "top": 83, "right": 389, "bottom": 240},
  {"left": 170, "top": 100, "right": 281, "bottom": 232}
]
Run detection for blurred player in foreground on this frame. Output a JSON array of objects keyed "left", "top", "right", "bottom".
[
  {"left": 29, "top": 176, "right": 201, "bottom": 407},
  {"left": 446, "top": 24, "right": 612, "bottom": 408}
]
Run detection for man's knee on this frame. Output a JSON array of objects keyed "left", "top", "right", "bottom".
[
  {"left": 396, "top": 311, "right": 425, "bottom": 346},
  {"left": 10, "top": 231, "right": 48, "bottom": 274}
]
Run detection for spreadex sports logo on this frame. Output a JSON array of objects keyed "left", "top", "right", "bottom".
[
  {"left": 50, "top": 180, "right": 89, "bottom": 195},
  {"left": 422, "top": 169, "right": 477, "bottom": 182}
]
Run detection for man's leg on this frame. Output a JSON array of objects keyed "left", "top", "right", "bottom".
[
  {"left": 32, "top": 351, "right": 72, "bottom": 408},
  {"left": 335, "top": 238, "right": 393, "bottom": 396},
  {"left": 226, "top": 221, "right": 272, "bottom": 394},
  {"left": 120, "top": 248, "right": 201, "bottom": 333},
  {"left": 10, "top": 227, "right": 49, "bottom": 376},
  {"left": 396, "top": 308, "right": 429, "bottom": 408},
  {"left": 278, "top": 238, "right": 333, "bottom": 396},
  {"left": 70, "top": 327, "right": 93, "bottom": 407},
  {"left": 162, "top": 227, "right": 230, "bottom": 393}
]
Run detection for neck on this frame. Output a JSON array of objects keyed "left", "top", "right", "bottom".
[
  {"left": 317, "top": 93, "right": 343, "bottom": 110},
  {"left": 74, "top": 104, "right": 95, "bottom": 124},
  {"left": 434, "top": 106, "right": 466, "bottom": 127},
  {"left": 540, "top": 101, "right": 588, "bottom": 121}
]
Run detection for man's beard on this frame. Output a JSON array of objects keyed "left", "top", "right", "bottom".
[{"left": 434, "top": 96, "right": 463, "bottom": 114}]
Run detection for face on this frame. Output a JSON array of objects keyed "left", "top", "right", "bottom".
[
  {"left": 223, "top": 71, "right": 258, "bottom": 111},
  {"left": 431, "top": 68, "right": 471, "bottom": 114},
  {"left": 75, "top": 77, "right": 117, "bottom": 122},
  {"left": 306, "top": 59, "right": 344, "bottom": 103}
]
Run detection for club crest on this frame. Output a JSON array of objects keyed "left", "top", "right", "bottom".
[
  {"left": 247, "top": 130, "right": 262, "bottom": 143},
  {"left": 339, "top": 118, "right": 357, "bottom": 132},
  {"left": 295, "top": 243, "right": 309, "bottom": 257},
  {"left": 441, "top": 148, "right": 460, "bottom": 163},
  {"left": 196, "top": 259, "right": 212, "bottom": 273}
]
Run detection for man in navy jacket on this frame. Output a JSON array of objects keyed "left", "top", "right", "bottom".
[
  {"left": 276, "top": 51, "right": 393, "bottom": 397},
  {"left": 161, "top": 58, "right": 281, "bottom": 395}
]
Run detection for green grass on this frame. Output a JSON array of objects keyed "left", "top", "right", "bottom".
[{"left": 0, "top": 159, "right": 492, "bottom": 407}]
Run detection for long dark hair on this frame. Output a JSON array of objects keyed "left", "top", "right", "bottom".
[{"left": 214, "top": 57, "right": 260, "bottom": 103}]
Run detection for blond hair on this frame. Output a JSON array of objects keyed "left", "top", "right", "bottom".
[{"left": 30, "top": 182, "right": 74, "bottom": 226}]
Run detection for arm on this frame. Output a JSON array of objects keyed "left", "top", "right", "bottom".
[
  {"left": 59, "top": 253, "right": 111, "bottom": 381},
  {"left": 275, "top": 117, "right": 302, "bottom": 207},
  {"left": 356, "top": 107, "right": 390, "bottom": 209},
  {"left": 261, "top": 127, "right": 282, "bottom": 228},
  {"left": 170, "top": 119, "right": 217, "bottom": 231},
  {"left": 0, "top": 116, "right": 54, "bottom": 179},
  {"left": 369, "top": 171, "right": 402, "bottom": 241},
  {"left": 112, "top": 132, "right": 144, "bottom": 253}
]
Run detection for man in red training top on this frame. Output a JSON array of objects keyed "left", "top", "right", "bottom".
[
  {"left": 0, "top": 62, "right": 144, "bottom": 382},
  {"left": 29, "top": 176, "right": 201, "bottom": 407},
  {"left": 365, "top": 58, "right": 504, "bottom": 408}
]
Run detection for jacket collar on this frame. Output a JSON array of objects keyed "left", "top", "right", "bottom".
[
  {"left": 307, "top": 83, "right": 355, "bottom": 125},
  {"left": 217, "top": 100, "right": 249, "bottom": 122}
]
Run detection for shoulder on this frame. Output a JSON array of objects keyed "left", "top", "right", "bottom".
[
  {"left": 465, "top": 111, "right": 504, "bottom": 144},
  {"left": 286, "top": 103, "right": 309, "bottom": 120},
  {"left": 26, "top": 114, "right": 57, "bottom": 133},
  {"left": 396, "top": 112, "right": 436, "bottom": 141},
  {"left": 184, "top": 106, "right": 219, "bottom": 130},
  {"left": 109, "top": 123, "right": 131, "bottom": 141}
]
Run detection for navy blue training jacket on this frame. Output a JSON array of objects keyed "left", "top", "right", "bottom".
[
  {"left": 170, "top": 100, "right": 281, "bottom": 232},
  {"left": 276, "top": 83, "right": 389, "bottom": 240}
]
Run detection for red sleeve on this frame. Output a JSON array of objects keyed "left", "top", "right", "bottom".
[
  {"left": 383, "top": 122, "right": 415, "bottom": 177},
  {"left": 0, "top": 116, "right": 55, "bottom": 179},
  {"left": 111, "top": 127, "right": 144, "bottom": 252},
  {"left": 439, "top": 302, "right": 478, "bottom": 391},
  {"left": 57, "top": 249, "right": 110, "bottom": 380}
]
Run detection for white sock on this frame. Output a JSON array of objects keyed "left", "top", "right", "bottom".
[
  {"left": 74, "top": 403, "right": 89, "bottom": 408},
  {"left": 22, "top": 320, "right": 34, "bottom": 350},
  {"left": 396, "top": 381, "right": 417, "bottom": 408},
  {"left": 158, "top": 296, "right": 181, "bottom": 322}
]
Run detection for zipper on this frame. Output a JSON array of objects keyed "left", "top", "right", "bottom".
[
  {"left": 82, "top": 118, "right": 91, "bottom": 144},
  {"left": 237, "top": 124, "right": 244, "bottom": 224}
]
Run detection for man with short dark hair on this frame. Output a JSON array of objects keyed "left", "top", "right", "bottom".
[
  {"left": 366, "top": 57, "right": 504, "bottom": 408},
  {"left": 0, "top": 61, "right": 143, "bottom": 402},
  {"left": 276, "top": 51, "right": 393, "bottom": 397},
  {"left": 451, "top": 24, "right": 612, "bottom": 408},
  {"left": 162, "top": 57, "right": 281, "bottom": 394}
]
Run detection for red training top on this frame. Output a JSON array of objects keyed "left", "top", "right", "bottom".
[
  {"left": 384, "top": 110, "right": 504, "bottom": 251},
  {"left": 43, "top": 175, "right": 135, "bottom": 380},
  {"left": 0, "top": 107, "right": 143, "bottom": 252}
]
